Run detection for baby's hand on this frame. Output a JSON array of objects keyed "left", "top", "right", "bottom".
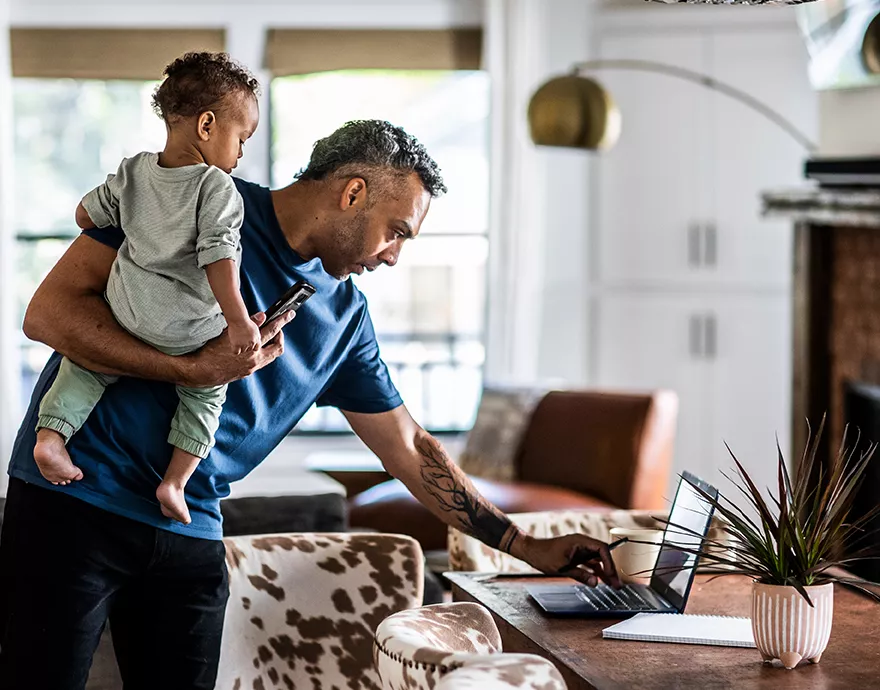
[{"left": 227, "top": 318, "right": 262, "bottom": 355}]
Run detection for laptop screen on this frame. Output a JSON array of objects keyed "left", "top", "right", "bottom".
[{"left": 650, "top": 472, "right": 718, "bottom": 612}]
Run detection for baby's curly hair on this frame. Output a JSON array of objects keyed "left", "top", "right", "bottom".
[{"left": 151, "top": 52, "right": 260, "bottom": 124}]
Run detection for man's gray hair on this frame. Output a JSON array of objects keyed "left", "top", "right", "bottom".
[{"left": 296, "top": 120, "right": 447, "bottom": 197}]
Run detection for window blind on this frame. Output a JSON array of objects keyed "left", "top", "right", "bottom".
[
  {"left": 264, "top": 28, "right": 482, "bottom": 76},
  {"left": 10, "top": 28, "right": 226, "bottom": 80}
]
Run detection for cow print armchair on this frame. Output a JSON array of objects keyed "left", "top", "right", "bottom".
[{"left": 216, "top": 532, "right": 424, "bottom": 690}]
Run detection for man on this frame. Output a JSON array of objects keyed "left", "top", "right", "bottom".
[{"left": 1, "top": 120, "right": 618, "bottom": 690}]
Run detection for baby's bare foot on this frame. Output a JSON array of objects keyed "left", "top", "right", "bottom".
[
  {"left": 156, "top": 482, "right": 192, "bottom": 524},
  {"left": 34, "top": 429, "right": 83, "bottom": 486}
]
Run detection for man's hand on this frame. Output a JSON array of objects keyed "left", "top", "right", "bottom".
[
  {"left": 511, "top": 533, "right": 621, "bottom": 588},
  {"left": 179, "top": 311, "right": 295, "bottom": 387}
]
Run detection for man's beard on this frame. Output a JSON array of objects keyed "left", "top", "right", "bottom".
[{"left": 325, "top": 211, "right": 370, "bottom": 280}]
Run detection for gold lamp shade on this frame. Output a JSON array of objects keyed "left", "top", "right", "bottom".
[
  {"left": 528, "top": 75, "right": 621, "bottom": 151},
  {"left": 863, "top": 13, "right": 880, "bottom": 74}
]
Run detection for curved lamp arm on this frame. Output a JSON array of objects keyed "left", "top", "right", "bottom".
[{"left": 571, "top": 59, "right": 817, "bottom": 152}]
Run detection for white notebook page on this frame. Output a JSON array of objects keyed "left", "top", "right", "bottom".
[{"left": 602, "top": 613, "right": 756, "bottom": 648}]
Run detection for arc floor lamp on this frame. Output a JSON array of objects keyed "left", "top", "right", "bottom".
[
  {"left": 528, "top": 5, "right": 880, "bottom": 152},
  {"left": 527, "top": 58, "right": 818, "bottom": 153}
]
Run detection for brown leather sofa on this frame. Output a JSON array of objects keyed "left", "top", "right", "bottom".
[{"left": 349, "top": 388, "right": 678, "bottom": 552}]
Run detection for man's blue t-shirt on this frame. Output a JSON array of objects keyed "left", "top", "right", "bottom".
[{"left": 8, "top": 179, "right": 402, "bottom": 540}]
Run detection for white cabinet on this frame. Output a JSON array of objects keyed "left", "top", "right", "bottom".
[
  {"left": 707, "top": 294, "right": 792, "bottom": 494},
  {"left": 709, "top": 30, "right": 816, "bottom": 288},
  {"left": 594, "top": 293, "right": 708, "bottom": 490},
  {"left": 590, "top": 22, "right": 809, "bottom": 500},
  {"left": 595, "top": 33, "right": 711, "bottom": 287},
  {"left": 594, "top": 292, "right": 790, "bottom": 496},
  {"left": 595, "top": 28, "right": 816, "bottom": 289}
]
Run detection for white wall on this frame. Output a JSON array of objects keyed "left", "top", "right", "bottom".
[
  {"left": 9, "top": 0, "right": 481, "bottom": 22},
  {"left": 819, "top": 88, "right": 880, "bottom": 157},
  {"left": 0, "top": 0, "right": 16, "bottom": 491},
  {"left": 534, "top": 0, "right": 594, "bottom": 386},
  {"left": 482, "top": 0, "right": 547, "bottom": 385},
  {"left": 481, "top": 0, "right": 594, "bottom": 388}
]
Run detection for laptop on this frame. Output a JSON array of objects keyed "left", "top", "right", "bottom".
[{"left": 527, "top": 471, "right": 718, "bottom": 617}]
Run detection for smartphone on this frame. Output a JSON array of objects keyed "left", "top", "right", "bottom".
[{"left": 264, "top": 280, "right": 316, "bottom": 323}]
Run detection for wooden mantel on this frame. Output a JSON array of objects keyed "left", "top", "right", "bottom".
[
  {"left": 763, "top": 186, "right": 880, "bottom": 474},
  {"left": 763, "top": 187, "right": 880, "bottom": 228}
]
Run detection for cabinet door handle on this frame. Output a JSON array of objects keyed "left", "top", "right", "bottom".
[
  {"left": 689, "top": 314, "right": 703, "bottom": 358},
  {"left": 704, "top": 313, "right": 717, "bottom": 359},
  {"left": 703, "top": 221, "right": 717, "bottom": 267},
  {"left": 688, "top": 222, "right": 702, "bottom": 267}
]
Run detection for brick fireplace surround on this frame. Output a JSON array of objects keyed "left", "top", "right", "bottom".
[{"left": 764, "top": 187, "right": 880, "bottom": 475}]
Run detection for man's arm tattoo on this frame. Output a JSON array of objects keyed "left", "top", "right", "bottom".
[{"left": 417, "top": 436, "right": 519, "bottom": 553}]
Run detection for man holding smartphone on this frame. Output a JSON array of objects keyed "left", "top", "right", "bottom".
[{"left": 2, "top": 120, "right": 619, "bottom": 690}]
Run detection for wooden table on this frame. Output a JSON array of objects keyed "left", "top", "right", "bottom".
[{"left": 447, "top": 573, "right": 880, "bottom": 689}]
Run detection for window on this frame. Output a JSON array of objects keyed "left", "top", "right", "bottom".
[
  {"left": 13, "top": 68, "right": 491, "bottom": 435},
  {"left": 271, "top": 70, "right": 490, "bottom": 432},
  {"left": 13, "top": 78, "right": 164, "bottom": 410}
]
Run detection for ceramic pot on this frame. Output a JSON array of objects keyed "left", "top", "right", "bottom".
[{"left": 751, "top": 582, "right": 834, "bottom": 669}]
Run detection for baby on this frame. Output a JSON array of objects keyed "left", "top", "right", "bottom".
[{"left": 33, "top": 52, "right": 261, "bottom": 525}]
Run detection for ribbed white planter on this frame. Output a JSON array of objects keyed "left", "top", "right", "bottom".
[{"left": 751, "top": 582, "right": 834, "bottom": 669}]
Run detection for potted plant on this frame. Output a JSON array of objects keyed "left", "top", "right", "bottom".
[{"left": 663, "top": 419, "right": 880, "bottom": 670}]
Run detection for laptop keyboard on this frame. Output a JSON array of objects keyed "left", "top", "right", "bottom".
[{"left": 574, "top": 584, "right": 668, "bottom": 612}]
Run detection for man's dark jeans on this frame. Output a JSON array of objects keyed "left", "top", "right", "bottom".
[{"left": 0, "top": 478, "right": 229, "bottom": 690}]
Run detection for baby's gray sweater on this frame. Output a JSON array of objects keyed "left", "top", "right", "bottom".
[{"left": 82, "top": 152, "right": 243, "bottom": 350}]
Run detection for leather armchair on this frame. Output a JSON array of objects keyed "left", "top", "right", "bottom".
[{"left": 349, "top": 388, "right": 678, "bottom": 552}]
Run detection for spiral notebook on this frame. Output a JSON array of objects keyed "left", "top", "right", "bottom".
[{"left": 602, "top": 613, "right": 756, "bottom": 648}]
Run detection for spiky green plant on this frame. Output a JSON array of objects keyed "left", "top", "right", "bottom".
[{"left": 656, "top": 418, "right": 880, "bottom": 606}]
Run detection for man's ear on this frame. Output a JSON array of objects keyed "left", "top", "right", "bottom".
[
  {"left": 339, "top": 177, "right": 367, "bottom": 211},
  {"left": 197, "top": 111, "right": 216, "bottom": 142}
]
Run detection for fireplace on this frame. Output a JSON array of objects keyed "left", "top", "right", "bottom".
[
  {"left": 763, "top": 185, "right": 880, "bottom": 579},
  {"left": 843, "top": 381, "right": 880, "bottom": 583},
  {"left": 762, "top": 188, "right": 880, "bottom": 457}
]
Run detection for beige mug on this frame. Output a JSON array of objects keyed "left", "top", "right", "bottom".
[{"left": 609, "top": 527, "right": 664, "bottom": 584}]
